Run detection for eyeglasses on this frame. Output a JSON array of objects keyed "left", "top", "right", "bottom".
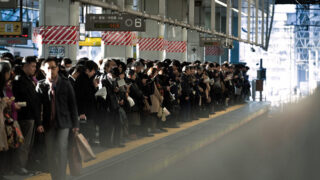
[{"left": 47, "top": 66, "right": 57, "bottom": 70}]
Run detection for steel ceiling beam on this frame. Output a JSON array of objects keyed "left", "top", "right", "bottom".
[{"left": 74, "top": 0, "right": 266, "bottom": 48}]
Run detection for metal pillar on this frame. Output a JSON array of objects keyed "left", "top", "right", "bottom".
[
  {"left": 189, "top": 0, "right": 195, "bottom": 26},
  {"left": 211, "top": 0, "right": 215, "bottom": 32},
  {"left": 262, "top": 0, "right": 264, "bottom": 47},
  {"left": 247, "top": 0, "right": 251, "bottom": 42},
  {"left": 139, "top": 0, "right": 166, "bottom": 61},
  {"left": 102, "top": 0, "right": 134, "bottom": 59},
  {"left": 182, "top": 28, "right": 188, "bottom": 61},
  {"left": 226, "top": 0, "right": 231, "bottom": 37},
  {"left": 238, "top": 0, "right": 242, "bottom": 39},
  {"left": 255, "top": 0, "right": 259, "bottom": 44},
  {"left": 39, "top": 0, "right": 79, "bottom": 61}
]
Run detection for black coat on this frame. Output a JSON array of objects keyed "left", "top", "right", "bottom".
[
  {"left": 181, "top": 73, "right": 192, "bottom": 99},
  {"left": 36, "top": 76, "right": 79, "bottom": 130},
  {"left": 126, "top": 78, "right": 144, "bottom": 111},
  {"left": 74, "top": 73, "right": 97, "bottom": 117},
  {"left": 102, "top": 75, "right": 120, "bottom": 112},
  {"left": 12, "top": 71, "right": 41, "bottom": 125}
]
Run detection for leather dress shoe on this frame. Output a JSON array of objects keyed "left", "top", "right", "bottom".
[{"left": 15, "top": 168, "right": 30, "bottom": 175}]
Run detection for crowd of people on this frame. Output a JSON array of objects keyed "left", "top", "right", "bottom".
[{"left": 0, "top": 52, "right": 250, "bottom": 180}]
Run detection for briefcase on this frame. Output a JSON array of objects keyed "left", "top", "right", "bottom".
[{"left": 75, "top": 133, "right": 96, "bottom": 162}]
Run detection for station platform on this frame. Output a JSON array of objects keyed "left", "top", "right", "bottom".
[{"left": 7, "top": 101, "right": 270, "bottom": 180}]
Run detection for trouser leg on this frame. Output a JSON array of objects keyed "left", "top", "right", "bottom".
[
  {"left": 15, "top": 120, "right": 35, "bottom": 168},
  {"left": 45, "top": 128, "right": 70, "bottom": 180}
]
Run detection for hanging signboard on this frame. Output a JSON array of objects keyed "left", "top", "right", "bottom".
[
  {"left": 200, "top": 37, "right": 221, "bottom": 47},
  {"left": 0, "top": 21, "right": 22, "bottom": 36},
  {"left": 85, "top": 13, "right": 145, "bottom": 32},
  {"left": 79, "top": 37, "right": 101, "bottom": 46},
  {"left": 0, "top": 0, "right": 17, "bottom": 9},
  {"left": 0, "top": 38, "right": 28, "bottom": 45},
  {"left": 48, "top": 46, "right": 65, "bottom": 58}
]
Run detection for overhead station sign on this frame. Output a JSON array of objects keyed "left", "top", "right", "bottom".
[
  {"left": 0, "top": 21, "right": 22, "bottom": 36},
  {"left": 85, "top": 13, "right": 145, "bottom": 32},
  {"left": 200, "top": 37, "right": 221, "bottom": 47}
]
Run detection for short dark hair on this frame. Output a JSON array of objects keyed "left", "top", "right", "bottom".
[
  {"left": 62, "top": 58, "right": 72, "bottom": 65},
  {"left": 42, "top": 56, "right": 58, "bottom": 66},
  {"left": 1, "top": 52, "right": 14, "bottom": 61},
  {"left": 110, "top": 67, "right": 120, "bottom": 77},
  {"left": 85, "top": 60, "right": 98, "bottom": 72},
  {"left": 70, "top": 64, "right": 85, "bottom": 74},
  {"left": 22, "top": 56, "right": 37, "bottom": 65}
]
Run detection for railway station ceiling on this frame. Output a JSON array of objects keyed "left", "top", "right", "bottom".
[{"left": 275, "top": 0, "right": 320, "bottom": 4}]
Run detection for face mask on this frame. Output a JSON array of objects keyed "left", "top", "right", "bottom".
[{"left": 66, "top": 67, "right": 71, "bottom": 72}]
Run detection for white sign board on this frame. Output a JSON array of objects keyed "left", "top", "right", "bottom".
[{"left": 48, "top": 46, "right": 65, "bottom": 58}]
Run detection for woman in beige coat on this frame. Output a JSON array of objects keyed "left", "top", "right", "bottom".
[{"left": 147, "top": 68, "right": 166, "bottom": 133}]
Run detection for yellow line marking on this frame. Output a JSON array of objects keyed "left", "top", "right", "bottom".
[
  {"left": 27, "top": 104, "right": 246, "bottom": 180},
  {"left": 134, "top": 107, "right": 269, "bottom": 180}
]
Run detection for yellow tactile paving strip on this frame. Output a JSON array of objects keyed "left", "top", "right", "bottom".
[{"left": 26, "top": 104, "right": 246, "bottom": 180}]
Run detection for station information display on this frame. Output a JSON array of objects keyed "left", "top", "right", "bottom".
[
  {"left": 200, "top": 37, "right": 221, "bottom": 47},
  {"left": 0, "top": 21, "right": 22, "bottom": 36},
  {"left": 85, "top": 13, "right": 145, "bottom": 32}
]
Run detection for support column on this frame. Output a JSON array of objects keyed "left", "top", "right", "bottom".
[
  {"left": 139, "top": 0, "right": 166, "bottom": 61},
  {"left": 182, "top": 28, "right": 188, "bottom": 61},
  {"left": 102, "top": 0, "right": 134, "bottom": 60},
  {"left": 247, "top": 0, "right": 251, "bottom": 42},
  {"left": 226, "top": 0, "right": 231, "bottom": 37},
  {"left": 211, "top": 0, "right": 216, "bottom": 32},
  {"left": 238, "top": 0, "right": 242, "bottom": 39},
  {"left": 39, "top": 0, "right": 79, "bottom": 61},
  {"left": 166, "top": 0, "right": 188, "bottom": 61},
  {"left": 261, "top": 0, "right": 265, "bottom": 47},
  {"left": 255, "top": 0, "right": 259, "bottom": 44},
  {"left": 189, "top": 0, "right": 195, "bottom": 26}
]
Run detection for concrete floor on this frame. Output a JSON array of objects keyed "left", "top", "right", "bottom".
[{"left": 72, "top": 90, "right": 320, "bottom": 180}]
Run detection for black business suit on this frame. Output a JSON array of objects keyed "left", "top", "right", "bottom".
[
  {"left": 74, "top": 72, "right": 97, "bottom": 142},
  {"left": 12, "top": 71, "right": 41, "bottom": 169},
  {"left": 101, "top": 74, "right": 123, "bottom": 146},
  {"left": 36, "top": 75, "right": 79, "bottom": 180}
]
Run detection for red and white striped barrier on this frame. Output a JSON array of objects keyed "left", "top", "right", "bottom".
[
  {"left": 205, "top": 46, "right": 224, "bottom": 56},
  {"left": 138, "top": 38, "right": 165, "bottom": 51},
  {"left": 102, "top": 31, "right": 135, "bottom": 46},
  {"left": 166, "top": 41, "right": 187, "bottom": 53},
  {"left": 33, "top": 26, "right": 79, "bottom": 45}
]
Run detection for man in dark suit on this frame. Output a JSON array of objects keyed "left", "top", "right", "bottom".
[
  {"left": 12, "top": 56, "right": 40, "bottom": 175},
  {"left": 74, "top": 61, "right": 99, "bottom": 144},
  {"left": 36, "top": 57, "right": 79, "bottom": 180},
  {"left": 68, "top": 64, "right": 85, "bottom": 89}
]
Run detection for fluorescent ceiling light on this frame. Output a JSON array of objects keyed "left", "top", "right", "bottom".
[{"left": 215, "top": 0, "right": 227, "bottom": 7}]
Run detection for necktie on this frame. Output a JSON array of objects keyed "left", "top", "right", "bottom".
[{"left": 50, "top": 88, "right": 56, "bottom": 128}]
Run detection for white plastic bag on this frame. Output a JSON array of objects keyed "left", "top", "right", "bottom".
[{"left": 127, "top": 96, "right": 135, "bottom": 107}]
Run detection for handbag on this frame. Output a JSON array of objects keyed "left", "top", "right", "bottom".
[
  {"left": 127, "top": 96, "right": 135, "bottom": 107},
  {"left": 163, "top": 107, "right": 170, "bottom": 117},
  {"left": 235, "top": 87, "right": 242, "bottom": 95},
  {"left": 75, "top": 133, "right": 96, "bottom": 162},
  {"left": 68, "top": 133, "right": 82, "bottom": 176},
  {"left": 4, "top": 113, "right": 24, "bottom": 149}
]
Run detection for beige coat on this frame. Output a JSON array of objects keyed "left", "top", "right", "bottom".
[
  {"left": 0, "top": 99, "right": 8, "bottom": 152},
  {"left": 150, "top": 83, "right": 163, "bottom": 113}
]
